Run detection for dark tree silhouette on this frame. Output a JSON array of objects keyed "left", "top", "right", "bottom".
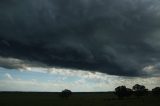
[
  {"left": 152, "top": 87, "right": 160, "bottom": 96},
  {"left": 126, "top": 88, "right": 133, "bottom": 97},
  {"left": 60, "top": 89, "right": 72, "bottom": 98},
  {"left": 132, "top": 84, "right": 148, "bottom": 97},
  {"left": 115, "top": 86, "right": 133, "bottom": 98}
]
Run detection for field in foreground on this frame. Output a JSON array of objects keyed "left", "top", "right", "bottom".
[{"left": 0, "top": 92, "right": 160, "bottom": 106}]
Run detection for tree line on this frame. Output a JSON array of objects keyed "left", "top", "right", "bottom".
[
  {"left": 59, "top": 84, "right": 160, "bottom": 98},
  {"left": 115, "top": 84, "right": 160, "bottom": 98}
]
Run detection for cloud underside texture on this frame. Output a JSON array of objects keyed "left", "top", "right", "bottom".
[{"left": 0, "top": 0, "right": 160, "bottom": 76}]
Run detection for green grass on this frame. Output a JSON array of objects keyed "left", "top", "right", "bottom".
[{"left": 0, "top": 92, "right": 159, "bottom": 106}]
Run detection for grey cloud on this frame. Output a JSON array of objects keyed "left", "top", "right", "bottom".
[
  {"left": 0, "top": 56, "right": 47, "bottom": 69},
  {"left": 0, "top": 0, "right": 160, "bottom": 76},
  {"left": 143, "top": 63, "right": 160, "bottom": 77}
]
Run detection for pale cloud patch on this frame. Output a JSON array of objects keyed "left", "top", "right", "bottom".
[
  {"left": 7, "top": 67, "right": 160, "bottom": 91},
  {"left": 0, "top": 71, "right": 160, "bottom": 91},
  {"left": 143, "top": 63, "right": 160, "bottom": 76},
  {"left": 0, "top": 75, "right": 97, "bottom": 92},
  {"left": 4, "top": 73, "right": 13, "bottom": 80},
  {"left": 0, "top": 56, "right": 46, "bottom": 70}
]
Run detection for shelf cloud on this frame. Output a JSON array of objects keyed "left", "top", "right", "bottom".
[{"left": 0, "top": 0, "right": 160, "bottom": 77}]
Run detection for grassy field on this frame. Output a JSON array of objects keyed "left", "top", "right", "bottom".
[{"left": 0, "top": 92, "right": 160, "bottom": 106}]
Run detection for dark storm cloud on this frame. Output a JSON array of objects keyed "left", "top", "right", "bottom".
[{"left": 0, "top": 0, "right": 160, "bottom": 76}]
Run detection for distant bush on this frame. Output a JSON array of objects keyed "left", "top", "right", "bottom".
[
  {"left": 132, "top": 84, "right": 148, "bottom": 97},
  {"left": 60, "top": 89, "right": 72, "bottom": 98},
  {"left": 152, "top": 87, "right": 160, "bottom": 96},
  {"left": 115, "top": 86, "right": 133, "bottom": 98}
]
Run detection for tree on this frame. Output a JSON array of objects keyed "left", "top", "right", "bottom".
[
  {"left": 152, "top": 87, "right": 160, "bottom": 96},
  {"left": 60, "top": 89, "right": 72, "bottom": 98},
  {"left": 126, "top": 88, "right": 133, "bottom": 97},
  {"left": 115, "top": 86, "right": 133, "bottom": 98},
  {"left": 132, "top": 84, "right": 148, "bottom": 97}
]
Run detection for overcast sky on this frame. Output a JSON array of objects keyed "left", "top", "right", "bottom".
[{"left": 0, "top": 0, "right": 160, "bottom": 91}]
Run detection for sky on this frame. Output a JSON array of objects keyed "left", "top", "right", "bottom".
[{"left": 0, "top": 0, "right": 160, "bottom": 92}]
